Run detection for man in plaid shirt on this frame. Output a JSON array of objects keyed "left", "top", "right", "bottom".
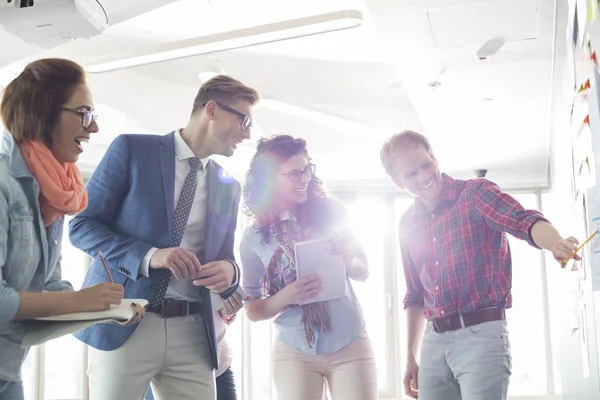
[{"left": 380, "top": 130, "right": 580, "bottom": 400}]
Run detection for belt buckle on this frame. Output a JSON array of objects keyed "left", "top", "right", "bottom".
[
  {"left": 432, "top": 320, "right": 441, "bottom": 333},
  {"left": 162, "top": 300, "right": 190, "bottom": 318},
  {"left": 160, "top": 300, "right": 169, "bottom": 318},
  {"left": 160, "top": 300, "right": 180, "bottom": 319}
]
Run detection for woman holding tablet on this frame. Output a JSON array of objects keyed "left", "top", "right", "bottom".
[{"left": 240, "top": 134, "right": 377, "bottom": 400}]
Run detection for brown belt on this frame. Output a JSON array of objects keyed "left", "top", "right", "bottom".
[
  {"left": 146, "top": 299, "right": 203, "bottom": 318},
  {"left": 432, "top": 308, "right": 505, "bottom": 333}
]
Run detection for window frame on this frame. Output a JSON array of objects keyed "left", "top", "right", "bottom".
[{"left": 23, "top": 188, "right": 556, "bottom": 400}]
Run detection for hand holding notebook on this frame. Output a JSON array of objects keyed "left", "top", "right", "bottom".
[{"left": 21, "top": 299, "right": 148, "bottom": 348}]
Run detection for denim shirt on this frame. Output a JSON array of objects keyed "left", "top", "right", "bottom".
[
  {"left": 240, "top": 198, "right": 366, "bottom": 356},
  {"left": 0, "top": 131, "right": 73, "bottom": 382}
]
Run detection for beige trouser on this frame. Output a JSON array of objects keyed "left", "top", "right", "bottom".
[
  {"left": 87, "top": 312, "right": 215, "bottom": 400},
  {"left": 272, "top": 331, "right": 378, "bottom": 400}
]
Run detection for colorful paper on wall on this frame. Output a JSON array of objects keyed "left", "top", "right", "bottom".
[{"left": 588, "top": 0, "right": 597, "bottom": 22}]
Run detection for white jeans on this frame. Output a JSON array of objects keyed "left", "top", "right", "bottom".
[
  {"left": 418, "top": 320, "right": 511, "bottom": 400},
  {"left": 87, "top": 312, "right": 215, "bottom": 400},
  {"left": 272, "top": 332, "right": 378, "bottom": 400}
]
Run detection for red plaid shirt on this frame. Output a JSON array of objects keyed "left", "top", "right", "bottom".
[{"left": 399, "top": 174, "right": 547, "bottom": 320}]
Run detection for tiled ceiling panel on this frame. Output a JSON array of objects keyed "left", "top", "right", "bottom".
[{"left": 427, "top": 0, "right": 538, "bottom": 49}]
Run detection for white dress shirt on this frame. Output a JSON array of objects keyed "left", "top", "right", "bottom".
[{"left": 139, "top": 129, "right": 210, "bottom": 302}]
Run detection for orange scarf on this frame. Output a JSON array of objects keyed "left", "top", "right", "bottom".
[{"left": 18, "top": 141, "right": 88, "bottom": 227}]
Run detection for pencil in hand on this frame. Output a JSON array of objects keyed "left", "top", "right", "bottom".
[
  {"left": 561, "top": 230, "right": 599, "bottom": 264},
  {"left": 96, "top": 248, "right": 114, "bottom": 283}
]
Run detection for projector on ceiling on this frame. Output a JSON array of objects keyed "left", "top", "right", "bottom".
[{"left": 0, "top": 0, "right": 108, "bottom": 48}]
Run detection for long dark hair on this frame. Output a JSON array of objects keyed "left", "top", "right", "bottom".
[{"left": 243, "top": 134, "right": 327, "bottom": 241}]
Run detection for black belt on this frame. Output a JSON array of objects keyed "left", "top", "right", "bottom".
[
  {"left": 146, "top": 299, "right": 203, "bottom": 318},
  {"left": 432, "top": 308, "right": 505, "bottom": 333}
]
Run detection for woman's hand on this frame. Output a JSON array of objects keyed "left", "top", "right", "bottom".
[
  {"left": 129, "top": 302, "right": 146, "bottom": 325},
  {"left": 329, "top": 235, "right": 365, "bottom": 261},
  {"left": 278, "top": 274, "right": 322, "bottom": 306},
  {"left": 116, "top": 302, "right": 146, "bottom": 326},
  {"left": 73, "top": 282, "right": 124, "bottom": 312},
  {"left": 330, "top": 234, "right": 370, "bottom": 281}
]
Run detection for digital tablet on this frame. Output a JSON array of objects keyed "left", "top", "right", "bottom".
[{"left": 294, "top": 238, "right": 347, "bottom": 305}]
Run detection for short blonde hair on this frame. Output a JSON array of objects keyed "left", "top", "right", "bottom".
[
  {"left": 380, "top": 130, "right": 434, "bottom": 177},
  {"left": 191, "top": 74, "right": 260, "bottom": 114}
]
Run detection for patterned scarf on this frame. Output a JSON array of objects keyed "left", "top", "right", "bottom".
[
  {"left": 18, "top": 141, "right": 88, "bottom": 226},
  {"left": 260, "top": 214, "right": 331, "bottom": 347}
]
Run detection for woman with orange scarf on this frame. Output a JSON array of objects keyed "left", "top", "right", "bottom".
[{"left": 0, "top": 58, "right": 125, "bottom": 400}]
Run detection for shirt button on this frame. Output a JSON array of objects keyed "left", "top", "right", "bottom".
[
  {"left": 430, "top": 214, "right": 435, "bottom": 218},
  {"left": 435, "top": 262, "right": 439, "bottom": 266},
  {"left": 440, "top": 310, "right": 445, "bottom": 315},
  {"left": 54, "top": 240, "right": 58, "bottom": 244},
  {"left": 435, "top": 286, "right": 439, "bottom": 290},
  {"left": 433, "top": 238, "right": 437, "bottom": 242}
]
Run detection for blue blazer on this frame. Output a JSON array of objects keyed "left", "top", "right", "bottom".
[{"left": 69, "top": 132, "right": 240, "bottom": 370}]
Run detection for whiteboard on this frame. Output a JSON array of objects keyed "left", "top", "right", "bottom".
[{"left": 294, "top": 238, "right": 347, "bottom": 305}]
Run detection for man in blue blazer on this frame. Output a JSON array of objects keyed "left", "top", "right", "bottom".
[{"left": 69, "top": 75, "right": 260, "bottom": 400}]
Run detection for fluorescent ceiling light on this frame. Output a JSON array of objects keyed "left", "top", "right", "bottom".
[
  {"left": 85, "top": 9, "right": 363, "bottom": 73},
  {"left": 258, "top": 99, "right": 373, "bottom": 135}
]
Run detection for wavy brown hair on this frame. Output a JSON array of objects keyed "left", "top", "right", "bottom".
[
  {"left": 243, "top": 134, "right": 327, "bottom": 241},
  {"left": 1, "top": 58, "right": 86, "bottom": 146}
]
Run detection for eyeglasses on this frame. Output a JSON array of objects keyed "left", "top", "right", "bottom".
[
  {"left": 203, "top": 101, "right": 253, "bottom": 131},
  {"left": 278, "top": 163, "right": 316, "bottom": 182},
  {"left": 60, "top": 107, "right": 97, "bottom": 129}
]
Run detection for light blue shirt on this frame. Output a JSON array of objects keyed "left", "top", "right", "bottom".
[
  {"left": 240, "top": 198, "right": 366, "bottom": 356},
  {"left": 0, "top": 131, "right": 73, "bottom": 381}
]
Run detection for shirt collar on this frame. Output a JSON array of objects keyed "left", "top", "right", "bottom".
[
  {"left": 174, "top": 129, "right": 210, "bottom": 166},
  {"left": 1, "top": 130, "right": 33, "bottom": 178},
  {"left": 279, "top": 210, "right": 298, "bottom": 222},
  {"left": 413, "top": 173, "right": 460, "bottom": 214}
]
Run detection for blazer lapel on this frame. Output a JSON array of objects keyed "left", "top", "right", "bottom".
[
  {"left": 203, "top": 160, "right": 219, "bottom": 262},
  {"left": 159, "top": 132, "right": 176, "bottom": 238}
]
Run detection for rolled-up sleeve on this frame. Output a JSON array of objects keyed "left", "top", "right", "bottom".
[
  {"left": 473, "top": 180, "right": 548, "bottom": 249},
  {"left": 239, "top": 230, "right": 266, "bottom": 302},
  {"left": 399, "top": 219, "right": 425, "bottom": 309},
  {"left": 0, "top": 188, "right": 20, "bottom": 325},
  {"left": 43, "top": 255, "right": 74, "bottom": 293}
]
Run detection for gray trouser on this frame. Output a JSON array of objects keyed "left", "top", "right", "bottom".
[{"left": 418, "top": 320, "right": 511, "bottom": 400}]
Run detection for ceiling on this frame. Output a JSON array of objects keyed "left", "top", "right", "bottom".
[{"left": 0, "top": 0, "right": 555, "bottom": 190}]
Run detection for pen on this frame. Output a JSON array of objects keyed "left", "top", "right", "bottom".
[
  {"left": 96, "top": 248, "right": 114, "bottom": 283},
  {"left": 562, "top": 230, "right": 599, "bottom": 264}
]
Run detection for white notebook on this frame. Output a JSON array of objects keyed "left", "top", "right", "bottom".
[
  {"left": 294, "top": 238, "right": 347, "bottom": 305},
  {"left": 21, "top": 299, "right": 148, "bottom": 348}
]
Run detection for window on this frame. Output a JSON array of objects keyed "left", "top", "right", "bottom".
[
  {"left": 344, "top": 196, "right": 395, "bottom": 395},
  {"left": 504, "top": 193, "right": 548, "bottom": 396},
  {"left": 231, "top": 212, "right": 275, "bottom": 400},
  {"left": 19, "top": 191, "right": 554, "bottom": 400}
]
